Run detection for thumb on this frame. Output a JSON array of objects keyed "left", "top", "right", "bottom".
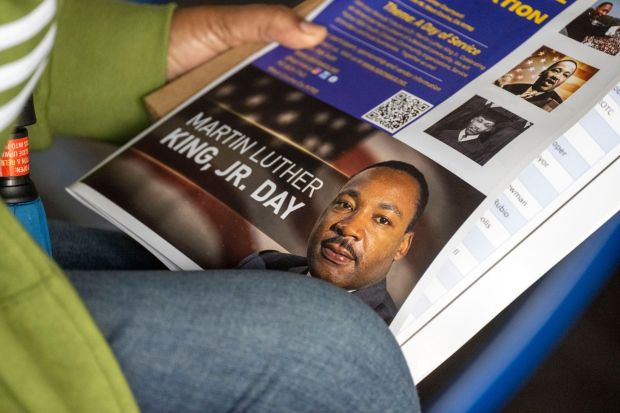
[
  {"left": 168, "top": 5, "right": 327, "bottom": 80},
  {"left": 215, "top": 5, "right": 327, "bottom": 49}
]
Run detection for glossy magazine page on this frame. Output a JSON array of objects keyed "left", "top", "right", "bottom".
[{"left": 68, "top": 0, "right": 620, "bottom": 379}]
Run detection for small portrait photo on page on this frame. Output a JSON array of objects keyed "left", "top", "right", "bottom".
[
  {"left": 495, "top": 46, "right": 599, "bottom": 112},
  {"left": 560, "top": 0, "right": 620, "bottom": 56},
  {"left": 424, "top": 95, "right": 532, "bottom": 166}
]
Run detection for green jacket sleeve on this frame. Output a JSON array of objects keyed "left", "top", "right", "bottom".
[
  {"left": 32, "top": 0, "right": 176, "bottom": 149},
  {"left": 0, "top": 207, "right": 140, "bottom": 413}
]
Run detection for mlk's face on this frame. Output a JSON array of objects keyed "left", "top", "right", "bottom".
[
  {"left": 306, "top": 167, "right": 419, "bottom": 290},
  {"left": 533, "top": 61, "right": 577, "bottom": 92},
  {"left": 465, "top": 116, "right": 496, "bottom": 135},
  {"left": 595, "top": 4, "right": 612, "bottom": 17}
]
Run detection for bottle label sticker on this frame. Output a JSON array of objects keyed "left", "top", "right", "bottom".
[{"left": 0, "top": 137, "right": 30, "bottom": 177}]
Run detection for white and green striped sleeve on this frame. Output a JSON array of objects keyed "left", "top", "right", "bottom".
[
  {"left": 2, "top": 0, "right": 175, "bottom": 150},
  {"left": 0, "top": 0, "right": 57, "bottom": 146}
]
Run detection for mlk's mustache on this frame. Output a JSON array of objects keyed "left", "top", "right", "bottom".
[{"left": 321, "top": 236, "right": 358, "bottom": 261}]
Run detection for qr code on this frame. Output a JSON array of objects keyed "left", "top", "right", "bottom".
[{"left": 362, "top": 91, "right": 433, "bottom": 133}]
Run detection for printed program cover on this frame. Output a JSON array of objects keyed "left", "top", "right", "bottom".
[{"left": 68, "top": 0, "right": 620, "bottom": 379}]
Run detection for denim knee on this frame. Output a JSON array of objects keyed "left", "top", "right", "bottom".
[{"left": 68, "top": 269, "right": 420, "bottom": 413}]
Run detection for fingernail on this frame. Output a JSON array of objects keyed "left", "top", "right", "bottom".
[{"left": 300, "top": 21, "right": 323, "bottom": 34}]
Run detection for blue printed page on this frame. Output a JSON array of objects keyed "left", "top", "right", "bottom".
[{"left": 254, "top": 0, "right": 566, "bottom": 125}]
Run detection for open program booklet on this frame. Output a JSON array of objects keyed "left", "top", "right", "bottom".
[{"left": 68, "top": 0, "right": 620, "bottom": 382}]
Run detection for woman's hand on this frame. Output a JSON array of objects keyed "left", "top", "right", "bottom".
[{"left": 167, "top": 5, "right": 327, "bottom": 80}]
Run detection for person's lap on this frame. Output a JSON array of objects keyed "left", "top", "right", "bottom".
[{"left": 51, "top": 222, "right": 420, "bottom": 412}]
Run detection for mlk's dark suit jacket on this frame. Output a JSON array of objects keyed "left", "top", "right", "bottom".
[
  {"left": 502, "top": 83, "right": 563, "bottom": 110},
  {"left": 238, "top": 250, "right": 398, "bottom": 324}
]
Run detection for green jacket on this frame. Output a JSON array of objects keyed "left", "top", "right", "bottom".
[{"left": 1, "top": 0, "right": 175, "bottom": 411}]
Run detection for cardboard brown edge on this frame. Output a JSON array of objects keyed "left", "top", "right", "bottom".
[{"left": 144, "top": 0, "right": 324, "bottom": 120}]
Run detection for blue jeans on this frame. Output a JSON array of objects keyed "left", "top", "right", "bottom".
[{"left": 51, "top": 222, "right": 420, "bottom": 412}]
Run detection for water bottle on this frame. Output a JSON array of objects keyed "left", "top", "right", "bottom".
[{"left": 0, "top": 97, "right": 52, "bottom": 254}]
